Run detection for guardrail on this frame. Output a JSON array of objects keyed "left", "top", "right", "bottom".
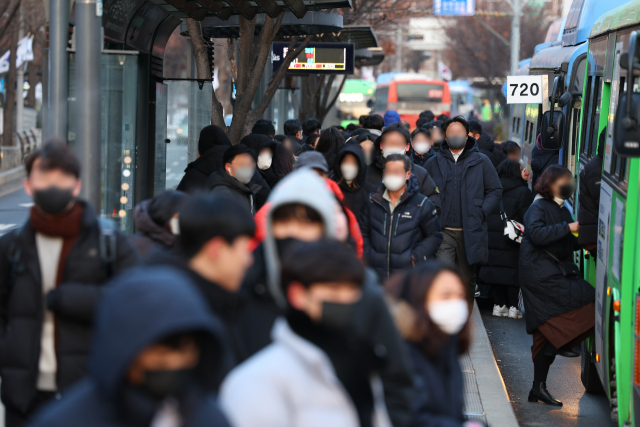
[{"left": 13, "top": 129, "right": 40, "bottom": 157}]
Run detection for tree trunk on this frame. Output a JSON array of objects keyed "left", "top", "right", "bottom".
[
  {"left": 3, "top": 21, "right": 19, "bottom": 147},
  {"left": 0, "top": 0, "right": 20, "bottom": 42}
]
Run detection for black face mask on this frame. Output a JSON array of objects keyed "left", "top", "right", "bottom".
[
  {"left": 320, "top": 301, "right": 356, "bottom": 331},
  {"left": 33, "top": 187, "right": 75, "bottom": 215},
  {"left": 140, "top": 368, "right": 193, "bottom": 399},
  {"left": 275, "top": 237, "right": 305, "bottom": 257},
  {"left": 559, "top": 183, "right": 575, "bottom": 200}
]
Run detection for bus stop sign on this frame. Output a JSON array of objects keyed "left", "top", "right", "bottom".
[
  {"left": 507, "top": 75, "right": 543, "bottom": 104},
  {"left": 433, "top": 0, "right": 475, "bottom": 16}
]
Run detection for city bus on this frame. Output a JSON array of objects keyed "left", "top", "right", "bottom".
[
  {"left": 335, "top": 79, "right": 375, "bottom": 128},
  {"left": 373, "top": 73, "right": 451, "bottom": 127},
  {"left": 448, "top": 80, "right": 482, "bottom": 118}
]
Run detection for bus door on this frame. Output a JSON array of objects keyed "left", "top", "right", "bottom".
[{"left": 521, "top": 103, "right": 540, "bottom": 190}]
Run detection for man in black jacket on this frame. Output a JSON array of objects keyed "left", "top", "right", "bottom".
[
  {"left": 206, "top": 145, "right": 262, "bottom": 215},
  {"left": 469, "top": 120, "right": 506, "bottom": 169},
  {"left": 301, "top": 118, "right": 321, "bottom": 145},
  {"left": 177, "top": 125, "right": 231, "bottom": 193},
  {"left": 578, "top": 128, "right": 606, "bottom": 250},
  {"left": 0, "top": 140, "right": 138, "bottom": 427},
  {"left": 425, "top": 116, "right": 502, "bottom": 301}
]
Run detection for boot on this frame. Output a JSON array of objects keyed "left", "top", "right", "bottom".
[{"left": 528, "top": 382, "right": 562, "bottom": 406}]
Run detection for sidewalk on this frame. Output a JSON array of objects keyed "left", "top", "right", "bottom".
[{"left": 463, "top": 301, "right": 519, "bottom": 427}]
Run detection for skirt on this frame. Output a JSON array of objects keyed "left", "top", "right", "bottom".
[{"left": 531, "top": 301, "right": 595, "bottom": 360}]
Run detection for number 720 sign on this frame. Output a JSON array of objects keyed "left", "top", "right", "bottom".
[{"left": 506, "top": 75, "right": 543, "bottom": 104}]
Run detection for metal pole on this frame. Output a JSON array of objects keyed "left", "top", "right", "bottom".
[
  {"left": 395, "top": 26, "right": 402, "bottom": 72},
  {"left": 16, "top": 12, "right": 24, "bottom": 133},
  {"left": 510, "top": 0, "right": 521, "bottom": 75},
  {"left": 46, "top": 0, "right": 69, "bottom": 141},
  {"left": 75, "top": 0, "right": 102, "bottom": 212}
]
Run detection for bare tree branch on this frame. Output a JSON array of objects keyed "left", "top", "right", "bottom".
[
  {"left": 227, "top": 38, "right": 238, "bottom": 82},
  {"left": 185, "top": 19, "right": 212, "bottom": 80},
  {"left": 0, "top": 0, "right": 21, "bottom": 42}
]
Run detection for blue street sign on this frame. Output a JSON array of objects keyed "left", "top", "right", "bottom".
[
  {"left": 0, "top": 78, "right": 4, "bottom": 94},
  {"left": 433, "top": 0, "right": 475, "bottom": 16}
]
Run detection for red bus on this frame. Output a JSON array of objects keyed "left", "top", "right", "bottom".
[{"left": 373, "top": 75, "right": 451, "bottom": 128}]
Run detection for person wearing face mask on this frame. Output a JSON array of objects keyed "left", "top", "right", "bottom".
[
  {"left": 409, "top": 128, "right": 434, "bottom": 168},
  {"left": 361, "top": 154, "right": 443, "bottom": 280},
  {"left": 520, "top": 165, "right": 594, "bottom": 407},
  {"left": 255, "top": 137, "right": 280, "bottom": 188},
  {"left": 0, "top": 140, "right": 138, "bottom": 427},
  {"left": 130, "top": 190, "right": 188, "bottom": 259},
  {"left": 425, "top": 116, "right": 502, "bottom": 302},
  {"left": 221, "top": 240, "right": 392, "bottom": 427},
  {"left": 331, "top": 143, "right": 376, "bottom": 217},
  {"left": 386, "top": 262, "right": 482, "bottom": 427},
  {"left": 29, "top": 267, "right": 232, "bottom": 427},
  {"left": 423, "top": 121, "right": 445, "bottom": 153},
  {"left": 365, "top": 124, "right": 440, "bottom": 211},
  {"left": 206, "top": 144, "right": 261, "bottom": 215}
]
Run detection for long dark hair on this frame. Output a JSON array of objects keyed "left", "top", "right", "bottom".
[
  {"left": 496, "top": 159, "right": 523, "bottom": 181},
  {"left": 385, "top": 262, "right": 470, "bottom": 356},
  {"left": 535, "top": 164, "right": 572, "bottom": 200},
  {"left": 272, "top": 144, "right": 294, "bottom": 178},
  {"left": 316, "top": 128, "right": 345, "bottom": 169}
]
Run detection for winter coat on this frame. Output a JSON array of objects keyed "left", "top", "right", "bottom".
[
  {"left": 360, "top": 176, "right": 443, "bottom": 279},
  {"left": 425, "top": 137, "right": 503, "bottom": 265},
  {"left": 476, "top": 131, "right": 507, "bottom": 169},
  {"left": 578, "top": 155, "right": 603, "bottom": 246},
  {"left": 220, "top": 318, "right": 393, "bottom": 427},
  {"left": 0, "top": 201, "right": 138, "bottom": 413},
  {"left": 409, "top": 148, "right": 434, "bottom": 169},
  {"left": 477, "top": 177, "right": 533, "bottom": 288},
  {"left": 28, "top": 267, "right": 232, "bottom": 427},
  {"left": 177, "top": 145, "right": 229, "bottom": 193},
  {"left": 531, "top": 145, "right": 559, "bottom": 192},
  {"left": 206, "top": 169, "right": 261, "bottom": 215},
  {"left": 129, "top": 200, "right": 177, "bottom": 259},
  {"left": 331, "top": 143, "right": 376, "bottom": 217},
  {"left": 519, "top": 198, "right": 595, "bottom": 333},
  {"left": 257, "top": 139, "right": 281, "bottom": 189}
]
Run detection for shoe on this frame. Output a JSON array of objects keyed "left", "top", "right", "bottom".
[
  {"left": 508, "top": 306, "right": 523, "bottom": 319},
  {"left": 492, "top": 305, "right": 509, "bottom": 317},
  {"left": 557, "top": 344, "right": 579, "bottom": 358},
  {"left": 528, "top": 382, "right": 562, "bottom": 406}
]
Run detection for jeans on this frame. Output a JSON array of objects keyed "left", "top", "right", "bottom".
[{"left": 436, "top": 228, "right": 475, "bottom": 302}]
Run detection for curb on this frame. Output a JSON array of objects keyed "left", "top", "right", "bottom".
[{"left": 469, "top": 301, "right": 520, "bottom": 427}]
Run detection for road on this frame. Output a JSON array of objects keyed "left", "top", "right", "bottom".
[
  {"left": 480, "top": 302, "right": 615, "bottom": 427},
  {"left": 0, "top": 186, "right": 33, "bottom": 236}
]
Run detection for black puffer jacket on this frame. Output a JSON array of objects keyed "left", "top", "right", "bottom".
[
  {"left": 360, "top": 177, "right": 443, "bottom": 279},
  {"left": 477, "top": 177, "right": 533, "bottom": 288},
  {"left": 129, "top": 200, "right": 177, "bottom": 259},
  {"left": 531, "top": 145, "right": 559, "bottom": 193},
  {"left": 408, "top": 148, "right": 434, "bottom": 169},
  {"left": 577, "top": 155, "right": 603, "bottom": 246},
  {"left": 177, "top": 126, "right": 232, "bottom": 193},
  {"left": 519, "top": 198, "right": 595, "bottom": 333},
  {"left": 206, "top": 169, "right": 261, "bottom": 215},
  {"left": 331, "top": 144, "right": 376, "bottom": 217},
  {"left": 0, "top": 201, "right": 138, "bottom": 413},
  {"left": 476, "top": 131, "right": 506, "bottom": 169}
]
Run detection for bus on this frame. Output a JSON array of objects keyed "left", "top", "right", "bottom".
[
  {"left": 373, "top": 73, "right": 451, "bottom": 127},
  {"left": 335, "top": 79, "right": 376, "bottom": 128},
  {"left": 448, "top": 80, "right": 483, "bottom": 118}
]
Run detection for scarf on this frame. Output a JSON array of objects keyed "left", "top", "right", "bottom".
[{"left": 30, "top": 203, "right": 84, "bottom": 286}]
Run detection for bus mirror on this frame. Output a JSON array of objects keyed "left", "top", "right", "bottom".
[
  {"left": 558, "top": 92, "right": 571, "bottom": 108},
  {"left": 614, "top": 31, "right": 640, "bottom": 157},
  {"left": 620, "top": 52, "right": 629, "bottom": 70},
  {"left": 541, "top": 110, "right": 565, "bottom": 150}
]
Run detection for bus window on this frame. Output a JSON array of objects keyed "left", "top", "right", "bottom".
[
  {"left": 580, "top": 76, "right": 593, "bottom": 156},
  {"left": 375, "top": 87, "right": 388, "bottom": 112},
  {"left": 517, "top": 117, "right": 521, "bottom": 134},
  {"left": 396, "top": 83, "right": 444, "bottom": 102},
  {"left": 588, "top": 76, "right": 603, "bottom": 158}
]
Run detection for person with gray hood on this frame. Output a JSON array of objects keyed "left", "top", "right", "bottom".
[{"left": 240, "top": 168, "right": 415, "bottom": 427}]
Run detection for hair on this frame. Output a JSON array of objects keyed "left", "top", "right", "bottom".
[
  {"left": 302, "top": 118, "right": 322, "bottom": 136},
  {"left": 281, "top": 240, "right": 364, "bottom": 289},
  {"left": 398, "top": 121, "right": 411, "bottom": 130},
  {"left": 363, "top": 114, "right": 384, "bottom": 131},
  {"left": 416, "top": 117, "right": 431, "bottom": 129},
  {"left": 25, "top": 138, "right": 81, "bottom": 178},
  {"left": 178, "top": 193, "right": 256, "bottom": 258},
  {"left": 272, "top": 203, "right": 323, "bottom": 225},
  {"left": 274, "top": 134, "right": 286, "bottom": 142},
  {"left": 380, "top": 123, "right": 411, "bottom": 146},
  {"left": 424, "top": 120, "right": 443, "bottom": 130},
  {"left": 496, "top": 159, "right": 523, "bottom": 181},
  {"left": 252, "top": 119, "right": 276, "bottom": 137},
  {"left": 316, "top": 127, "right": 345, "bottom": 168},
  {"left": 356, "top": 133, "right": 376, "bottom": 144},
  {"left": 346, "top": 123, "right": 360, "bottom": 132},
  {"left": 272, "top": 143, "right": 294, "bottom": 178},
  {"left": 411, "top": 127, "right": 430, "bottom": 141},
  {"left": 333, "top": 125, "right": 345, "bottom": 131},
  {"left": 437, "top": 114, "right": 449, "bottom": 122},
  {"left": 350, "top": 128, "right": 370, "bottom": 138},
  {"left": 501, "top": 140, "right": 521, "bottom": 157},
  {"left": 442, "top": 115, "right": 470, "bottom": 134},
  {"left": 284, "top": 119, "right": 302, "bottom": 137},
  {"left": 223, "top": 144, "right": 255, "bottom": 166},
  {"left": 384, "top": 153, "right": 412, "bottom": 172},
  {"left": 535, "top": 164, "right": 573, "bottom": 200},
  {"left": 385, "top": 261, "right": 471, "bottom": 355},
  {"left": 419, "top": 110, "right": 435, "bottom": 122},
  {"left": 468, "top": 120, "right": 482, "bottom": 135},
  {"left": 359, "top": 115, "right": 368, "bottom": 125},
  {"left": 148, "top": 191, "right": 189, "bottom": 227},
  {"left": 306, "top": 134, "right": 321, "bottom": 149}
]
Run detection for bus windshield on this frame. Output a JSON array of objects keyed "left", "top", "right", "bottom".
[{"left": 396, "top": 83, "right": 444, "bottom": 102}]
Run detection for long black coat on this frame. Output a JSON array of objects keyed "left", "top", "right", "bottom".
[
  {"left": 0, "top": 201, "right": 138, "bottom": 413},
  {"left": 531, "top": 145, "right": 559, "bottom": 192},
  {"left": 578, "top": 155, "right": 603, "bottom": 246},
  {"left": 206, "top": 169, "right": 261, "bottom": 215},
  {"left": 331, "top": 144, "right": 376, "bottom": 217},
  {"left": 519, "top": 198, "right": 595, "bottom": 333},
  {"left": 425, "top": 137, "right": 503, "bottom": 266},
  {"left": 477, "top": 177, "right": 533, "bottom": 288},
  {"left": 360, "top": 177, "right": 443, "bottom": 279},
  {"left": 476, "top": 131, "right": 507, "bottom": 169},
  {"left": 177, "top": 145, "right": 228, "bottom": 193}
]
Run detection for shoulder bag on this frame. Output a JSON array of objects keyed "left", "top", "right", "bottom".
[
  {"left": 544, "top": 249, "right": 581, "bottom": 277},
  {"left": 500, "top": 200, "right": 525, "bottom": 244}
]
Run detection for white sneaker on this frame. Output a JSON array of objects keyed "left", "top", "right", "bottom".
[
  {"left": 508, "top": 306, "right": 523, "bottom": 319},
  {"left": 492, "top": 305, "right": 508, "bottom": 317}
]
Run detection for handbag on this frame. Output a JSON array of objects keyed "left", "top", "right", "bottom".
[
  {"left": 544, "top": 249, "right": 581, "bottom": 277},
  {"left": 500, "top": 200, "right": 525, "bottom": 244}
]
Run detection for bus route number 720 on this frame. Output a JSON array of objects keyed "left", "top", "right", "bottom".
[{"left": 506, "top": 75, "right": 543, "bottom": 105}]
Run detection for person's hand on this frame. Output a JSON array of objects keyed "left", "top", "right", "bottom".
[
  {"left": 521, "top": 168, "right": 530, "bottom": 183},
  {"left": 569, "top": 222, "right": 580, "bottom": 233}
]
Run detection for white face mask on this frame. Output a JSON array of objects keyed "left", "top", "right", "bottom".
[
  {"left": 382, "top": 174, "right": 407, "bottom": 192},
  {"left": 428, "top": 299, "right": 469, "bottom": 335},
  {"left": 340, "top": 164, "right": 358, "bottom": 181},
  {"left": 413, "top": 142, "right": 431, "bottom": 155},
  {"left": 169, "top": 217, "right": 180, "bottom": 235},
  {"left": 382, "top": 148, "right": 406, "bottom": 158},
  {"left": 229, "top": 166, "right": 255, "bottom": 185},
  {"left": 257, "top": 154, "right": 272, "bottom": 170}
]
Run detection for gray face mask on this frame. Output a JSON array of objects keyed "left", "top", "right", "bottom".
[
  {"left": 231, "top": 166, "right": 255, "bottom": 184},
  {"left": 447, "top": 135, "right": 467, "bottom": 150}
]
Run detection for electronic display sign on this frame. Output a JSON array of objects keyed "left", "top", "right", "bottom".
[{"left": 272, "top": 42, "right": 355, "bottom": 75}]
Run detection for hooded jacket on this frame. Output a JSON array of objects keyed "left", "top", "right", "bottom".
[
  {"left": 331, "top": 144, "right": 376, "bottom": 217},
  {"left": 256, "top": 138, "right": 280, "bottom": 189},
  {"left": 130, "top": 200, "right": 177, "bottom": 259},
  {"left": 360, "top": 176, "right": 443, "bottom": 279},
  {"left": 206, "top": 169, "right": 262, "bottom": 215},
  {"left": 177, "top": 126, "right": 231, "bottom": 194},
  {"left": 425, "top": 136, "right": 502, "bottom": 265},
  {"left": 475, "top": 132, "right": 506, "bottom": 170},
  {"left": 28, "top": 266, "right": 232, "bottom": 427},
  {"left": 531, "top": 145, "right": 559, "bottom": 193}
]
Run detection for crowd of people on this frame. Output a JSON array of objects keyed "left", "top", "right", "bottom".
[{"left": 0, "top": 109, "right": 599, "bottom": 427}]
